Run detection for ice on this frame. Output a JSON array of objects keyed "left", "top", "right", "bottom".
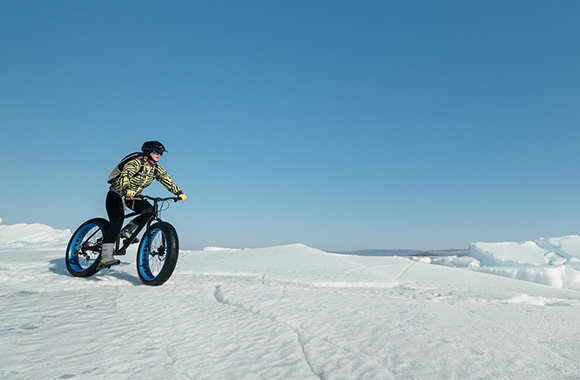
[
  {"left": 420, "top": 255, "right": 480, "bottom": 268},
  {"left": 474, "top": 265, "right": 568, "bottom": 288},
  {"left": 461, "top": 237, "right": 580, "bottom": 290},
  {"left": 468, "top": 241, "right": 551, "bottom": 266},
  {"left": 1, "top": 222, "right": 580, "bottom": 379},
  {"left": 536, "top": 235, "right": 580, "bottom": 261}
]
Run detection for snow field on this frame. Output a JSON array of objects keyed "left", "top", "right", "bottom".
[{"left": 1, "top": 222, "right": 580, "bottom": 379}]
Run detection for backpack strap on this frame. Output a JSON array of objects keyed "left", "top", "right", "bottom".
[
  {"left": 137, "top": 156, "right": 146, "bottom": 175},
  {"left": 136, "top": 156, "right": 158, "bottom": 178}
]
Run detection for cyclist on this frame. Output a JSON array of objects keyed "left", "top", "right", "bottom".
[{"left": 101, "top": 141, "right": 187, "bottom": 267}]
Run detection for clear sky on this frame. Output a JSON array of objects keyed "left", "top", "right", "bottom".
[{"left": 1, "top": 1, "right": 579, "bottom": 251}]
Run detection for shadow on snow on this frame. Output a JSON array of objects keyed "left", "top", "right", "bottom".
[{"left": 49, "top": 258, "right": 142, "bottom": 286}]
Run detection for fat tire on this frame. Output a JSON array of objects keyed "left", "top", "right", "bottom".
[
  {"left": 65, "top": 218, "right": 109, "bottom": 277},
  {"left": 136, "top": 222, "right": 179, "bottom": 286}
]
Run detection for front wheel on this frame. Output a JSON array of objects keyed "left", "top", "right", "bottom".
[
  {"left": 65, "top": 218, "right": 109, "bottom": 277},
  {"left": 137, "top": 222, "right": 179, "bottom": 286}
]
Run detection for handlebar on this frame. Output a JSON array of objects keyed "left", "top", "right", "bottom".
[{"left": 133, "top": 195, "right": 181, "bottom": 203}]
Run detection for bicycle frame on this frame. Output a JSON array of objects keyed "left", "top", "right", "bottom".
[{"left": 115, "top": 195, "right": 179, "bottom": 256}]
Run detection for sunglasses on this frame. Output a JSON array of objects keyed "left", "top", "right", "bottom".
[{"left": 152, "top": 150, "right": 163, "bottom": 156}]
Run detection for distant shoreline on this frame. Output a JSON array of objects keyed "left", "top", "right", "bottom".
[{"left": 331, "top": 249, "right": 468, "bottom": 257}]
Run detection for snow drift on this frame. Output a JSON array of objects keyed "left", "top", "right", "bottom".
[{"left": 0, "top": 221, "right": 70, "bottom": 250}]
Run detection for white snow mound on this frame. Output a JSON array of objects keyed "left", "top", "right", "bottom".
[{"left": 0, "top": 222, "right": 71, "bottom": 250}]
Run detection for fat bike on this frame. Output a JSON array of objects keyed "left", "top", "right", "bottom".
[{"left": 65, "top": 195, "right": 181, "bottom": 286}]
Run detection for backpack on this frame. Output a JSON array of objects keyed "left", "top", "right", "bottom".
[{"left": 107, "top": 152, "right": 158, "bottom": 184}]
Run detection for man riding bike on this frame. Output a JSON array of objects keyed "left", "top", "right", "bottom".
[{"left": 101, "top": 141, "right": 187, "bottom": 267}]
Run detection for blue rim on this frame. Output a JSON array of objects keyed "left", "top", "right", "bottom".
[
  {"left": 67, "top": 223, "right": 100, "bottom": 272},
  {"left": 138, "top": 227, "right": 167, "bottom": 281}
]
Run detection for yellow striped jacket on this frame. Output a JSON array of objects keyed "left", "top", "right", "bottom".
[{"left": 112, "top": 157, "right": 182, "bottom": 198}]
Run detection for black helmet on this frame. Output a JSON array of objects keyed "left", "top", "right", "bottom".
[{"left": 142, "top": 141, "right": 167, "bottom": 153}]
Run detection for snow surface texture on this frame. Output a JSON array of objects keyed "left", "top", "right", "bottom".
[{"left": 1, "top": 222, "right": 580, "bottom": 379}]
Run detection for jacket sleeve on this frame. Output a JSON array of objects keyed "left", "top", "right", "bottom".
[
  {"left": 116, "top": 158, "right": 141, "bottom": 192},
  {"left": 155, "top": 165, "right": 183, "bottom": 195}
]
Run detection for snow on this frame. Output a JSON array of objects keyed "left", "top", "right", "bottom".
[
  {"left": 1, "top": 222, "right": 580, "bottom": 379},
  {"left": 0, "top": 222, "right": 70, "bottom": 250}
]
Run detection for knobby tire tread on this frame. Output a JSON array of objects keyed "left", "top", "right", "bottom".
[
  {"left": 137, "top": 222, "right": 179, "bottom": 286},
  {"left": 65, "top": 218, "right": 109, "bottom": 278}
]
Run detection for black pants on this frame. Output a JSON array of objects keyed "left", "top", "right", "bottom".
[{"left": 104, "top": 190, "right": 153, "bottom": 244}]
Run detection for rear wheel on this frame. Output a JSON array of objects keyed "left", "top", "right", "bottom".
[
  {"left": 65, "top": 218, "right": 109, "bottom": 277},
  {"left": 137, "top": 222, "right": 179, "bottom": 286}
]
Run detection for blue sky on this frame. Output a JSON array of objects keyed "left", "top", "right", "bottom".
[{"left": 1, "top": 1, "right": 579, "bottom": 251}]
